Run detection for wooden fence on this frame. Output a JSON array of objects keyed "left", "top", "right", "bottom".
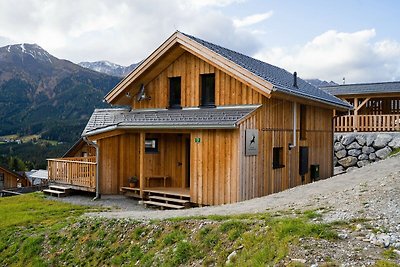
[
  {"left": 47, "top": 157, "right": 96, "bottom": 189},
  {"left": 335, "top": 114, "right": 400, "bottom": 132}
]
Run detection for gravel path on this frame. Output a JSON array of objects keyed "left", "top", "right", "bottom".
[{"left": 83, "top": 154, "right": 400, "bottom": 223}]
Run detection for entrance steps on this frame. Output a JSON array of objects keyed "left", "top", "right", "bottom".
[
  {"left": 43, "top": 185, "right": 71, "bottom": 197},
  {"left": 144, "top": 192, "right": 191, "bottom": 210}
]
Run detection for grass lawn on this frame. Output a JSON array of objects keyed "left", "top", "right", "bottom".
[{"left": 1, "top": 194, "right": 396, "bottom": 266}]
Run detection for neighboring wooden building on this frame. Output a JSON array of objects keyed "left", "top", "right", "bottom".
[
  {"left": 0, "top": 165, "right": 30, "bottom": 190},
  {"left": 48, "top": 31, "right": 350, "bottom": 206},
  {"left": 321, "top": 81, "right": 400, "bottom": 132}
]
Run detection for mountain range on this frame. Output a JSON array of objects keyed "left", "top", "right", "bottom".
[
  {"left": 79, "top": 61, "right": 137, "bottom": 77},
  {"left": 0, "top": 43, "right": 121, "bottom": 142}
]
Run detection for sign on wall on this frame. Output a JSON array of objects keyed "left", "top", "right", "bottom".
[{"left": 245, "top": 129, "right": 258, "bottom": 156}]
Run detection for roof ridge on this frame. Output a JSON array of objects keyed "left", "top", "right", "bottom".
[{"left": 320, "top": 81, "right": 400, "bottom": 88}]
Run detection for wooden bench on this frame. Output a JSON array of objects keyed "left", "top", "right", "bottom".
[{"left": 145, "top": 175, "right": 170, "bottom": 187}]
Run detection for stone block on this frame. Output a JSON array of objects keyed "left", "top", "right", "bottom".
[
  {"left": 375, "top": 146, "right": 392, "bottom": 159},
  {"left": 335, "top": 149, "right": 347, "bottom": 159},
  {"left": 348, "top": 149, "right": 361, "bottom": 157},
  {"left": 338, "top": 156, "right": 358, "bottom": 168},
  {"left": 362, "top": 146, "right": 375, "bottom": 154},
  {"left": 373, "top": 134, "right": 393, "bottom": 149},
  {"left": 341, "top": 134, "right": 356, "bottom": 146},
  {"left": 347, "top": 142, "right": 362, "bottom": 150}
]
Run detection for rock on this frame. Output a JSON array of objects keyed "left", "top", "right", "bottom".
[
  {"left": 226, "top": 250, "right": 237, "bottom": 264},
  {"left": 362, "top": 146, "right": 375, "bottom": 154},
  {"left": 376, "top": 147, "right": 392, "bottom": 159},
  {"left": 347, "top": 141, "right": 362, "bottom": 150},
  {"left": 334, "top": 142, "right": 345, "bottom": 152},
  {"left": 358, "top": 153, "right": 369, "bottom": 160},
  {"left": 333, "top": 156, "right": 338, "bottom": 167},
  {"left": 356, "top": 135, "right": 366, "bottom": 146},
  {"left": 338, "top": 156, "right": 358, "bottom": 168},
  {"left": 369, "top": 153, "right": 377, "bottom": 161},
  {"left": 388, "top": 136, "right": 400, "bottom": 149},
  {"left": 373, "top": 134, "right": 393, "bottom": 149},
  {"left": 338, "top": 232, "right": 349, "bottom": 239},
  {"left": 346, "top": 166, "right": 359, "bottom": 172},
  {"left": 376, "top": 233, "right": 391, "bottom": 248},
  {"left": 348, "top": 149, "right": 361, "bottom": 157},
  {"left": 357, "top": 160, "right": 370, "bottom": 168},
  {"left": 335, "top": 149, "right": 347, "bottom": 159},
  {"left": 342, "top": 134, "right": 356, "bottom": 146},
  {"left": 291, "top": 259, "right": 307, "bottom": 264},
  {"left": 366, "top": 134, "right": 376, "bottom": 146},
  {"left": 334, "top": 166, "right": 345, "bottom": 175}
]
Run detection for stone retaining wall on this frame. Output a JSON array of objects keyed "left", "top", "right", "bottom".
[{"left": 334, "top": 132, "right": 400, "bottom": 174}]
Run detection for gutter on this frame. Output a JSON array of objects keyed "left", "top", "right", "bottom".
[
  {"left": 274, "top": 85, "right": 353, "bottom": 111},
  {"left": 83, "top": 137, "right": 100, "bottom": 200}
]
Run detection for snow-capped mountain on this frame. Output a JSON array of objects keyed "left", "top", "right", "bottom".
[
  {"left": 79, "top": 61, "right": 138, "bottom": 77},
  {"left": 0, "top": 43, "right": 55, "bottom": 64}
]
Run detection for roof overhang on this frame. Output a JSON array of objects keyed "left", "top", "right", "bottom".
[
  {"left": 104, "top": 31, "right": 273, "bottom": 105},
  {"left": 82, "top": 105, "right": 261, "bottom": 137}
]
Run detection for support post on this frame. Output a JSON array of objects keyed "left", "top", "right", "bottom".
[
  {"left": 139, "top": 132, "right": 145, "bottom": 198},
  {"left": 353, "top": 98, "right": 358, "bottom": 132}
]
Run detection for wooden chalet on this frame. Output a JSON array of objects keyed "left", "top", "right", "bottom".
[
  {"left": 48, "top": 31, "right": 350, "bottom": 207},
  {"left": 0, "top": 165, "right": 30, "bottom": 190},
  {"left": 321, "top": 81, "right": 400, "bottom": 132}
]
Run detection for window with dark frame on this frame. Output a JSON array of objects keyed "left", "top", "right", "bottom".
[
  {"left": 169, "top": 76, "right": 181, "bottom": 109},
  {"left": 145, "top": 138, "right": 159, "bottom": 153},
  {"left": 300, "top": 104, "right": 307, "bottom": 140},
  {"left": 200, "top": 73, "right": 215, "bottom": 107},
  {"left": 273, "top": 147, "right": 285, "bottom": 169}
]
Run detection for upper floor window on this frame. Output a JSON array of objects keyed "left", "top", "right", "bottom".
[
  {"left": 200, "top": 73, "right": 215, "bottom": 108},
  {"left": 300, "top": 104, "right": 307, "bottom": 140},
  {"left": 169, "top": 77, "right": 181, "bottom": 109}
]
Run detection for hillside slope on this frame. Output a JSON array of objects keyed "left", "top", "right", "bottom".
[{"left": 0, "top": 44, "right": 121, "bottom": 142}]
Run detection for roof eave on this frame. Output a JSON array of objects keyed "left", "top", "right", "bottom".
[{"left": 83, "top": 124, "right": 238, "bottom": 137}]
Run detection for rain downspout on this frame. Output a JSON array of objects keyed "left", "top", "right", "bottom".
[
  {"left": 83, "top": 137, "right": 100, "bottom": 200},
  {"left": 289, "top": 72, "right": 298, "bottom": 150}
]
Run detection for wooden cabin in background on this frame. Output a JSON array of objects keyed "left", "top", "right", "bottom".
[
  {"left": 0, "top": 165, "right": 30, "bottom": 190},
  {"left": 48, "top": 31, "right": 350, "bottom": 208},
  {"left": 321, "top": 81, "right": 400, "bottom": 132}
]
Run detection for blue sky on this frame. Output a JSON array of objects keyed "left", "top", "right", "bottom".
[{"left": 0, "top": 0, "right": 399, "bottom": 84}]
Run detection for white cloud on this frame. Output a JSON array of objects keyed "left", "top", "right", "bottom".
[
  {"left": 0, "top": 0, "right": 260, "bottom": 65},
  {"left": 255, "top": 29, "right": 400, "bottom": 83},
  {"left": 233, "top": 11, "right": 273, "bottom": 27}
]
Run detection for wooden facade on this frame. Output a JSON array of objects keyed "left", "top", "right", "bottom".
[
  {"left": 49, "top": 32, "right": 345, "bottom": 206},
  {"left": 0, "top": 166, "right": 29, "bottom": 190}
]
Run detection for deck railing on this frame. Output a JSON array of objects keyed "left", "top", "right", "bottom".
[
  {"left": 335, "top": 114, "right": 400, "bottom": 132},
  {"left": 47, "top": 157, "right": 96, "bottom": 189}
]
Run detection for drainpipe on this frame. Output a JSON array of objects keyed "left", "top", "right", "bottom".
[
  {"left": 83, "top": 137, "right": 100, "bottom": 200},
  {"left": 289, "top": 102, "right": 297, "bottom": 150}
]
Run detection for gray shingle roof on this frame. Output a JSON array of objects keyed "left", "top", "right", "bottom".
[
  {"left": 320, "top": 81, "right": 400, "bottom": 96},
  {"left": 181, "top": 32, "right": 352, "bottom": 109},
  {"left": 82, "top": 106, "right": 260, "bottom": 136}
]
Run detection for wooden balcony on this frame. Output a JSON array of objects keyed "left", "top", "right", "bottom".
[
  {"left": 47, "top": 156, "right": 96, "bottom": 191},
  {"left": 335, "top": 114, "right": 400, "bottom": 132}
]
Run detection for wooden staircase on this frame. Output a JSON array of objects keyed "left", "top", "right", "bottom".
[
  {"left": 43, "top": 185, "right": 71, "bottom": 197},
  {"left": 143, "top": 190, "right": 191, "bottom": 210}
]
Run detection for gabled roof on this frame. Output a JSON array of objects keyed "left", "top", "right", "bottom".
[
  {"left": 320, "top": 81, "right": 400, "bottom": 96},
  {"left": 82, "top": 105, "right": 260, "bottom": 136},
  {"left": 182, "top": 33, "right": 351, "bottom": 109},
  {"left": 0, "top": 165, "right": 25, "bottom": 179},
  {"left": 105, "top": 31, "right": 351, "bottom": 110}
]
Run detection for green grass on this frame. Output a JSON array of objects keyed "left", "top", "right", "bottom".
[{"left": 0, "top": 195, "right": 395, "bottom": 266}]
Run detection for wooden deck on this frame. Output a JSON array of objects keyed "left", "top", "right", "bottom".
[{"left": 47, "top": 157, "right": 96, "bottom": 191}]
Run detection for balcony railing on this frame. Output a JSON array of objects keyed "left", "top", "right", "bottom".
[
  {"left": 335, "top": 114, "right": 400, "bottom": 132},
  {"left": 47, "top": 157, "right": 96, "bottom": 189}
]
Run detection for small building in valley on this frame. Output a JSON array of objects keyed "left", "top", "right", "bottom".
[
  {"left": 0, "top": 165, "right": 30, "bottom": 190},
  {"left": 48, "top": 31, "right": 351, "bottom": 207}
]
